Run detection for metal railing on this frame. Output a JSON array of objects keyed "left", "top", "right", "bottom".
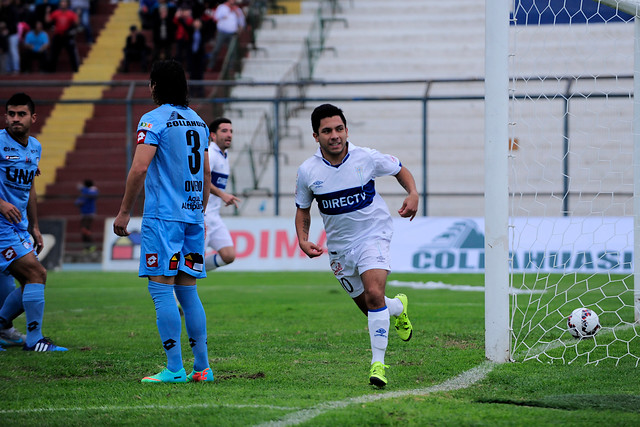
[{"left": 0, "top": 75, "right": 632, "bottom": 217}]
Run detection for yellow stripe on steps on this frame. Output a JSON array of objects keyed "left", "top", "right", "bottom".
[{"left": 35, "top": 2, "right": 139, "bottom": 197}]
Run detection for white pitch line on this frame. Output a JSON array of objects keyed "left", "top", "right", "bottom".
[
  {"left": 0, "top": 402, "right": 299, "bottom": 415},
  {"left": 255, "top": 362, "right": 496, "bottom": 427},
  {"left": 388, "top": 280, "right": 544, "bottom": 294}
]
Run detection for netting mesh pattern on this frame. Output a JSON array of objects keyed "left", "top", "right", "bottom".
[{"left": 508, "top": 0, "right": 639, "bottom": 365}]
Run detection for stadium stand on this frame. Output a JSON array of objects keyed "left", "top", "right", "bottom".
[
  {"left": 29, "top": 1, "right": 265, "bottom": 261},
  {"left": 227, "top": 0, "right": 633, "bottom": 218}
]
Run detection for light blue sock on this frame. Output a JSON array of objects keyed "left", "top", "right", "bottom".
[
  {"left": 174, "top": 285, "right": 209, "bottom": 371},
  {"left": 148, "top": 281, "right": 183, "bottom": 373},
  {"left": 0, "top": 286, "right": 24, "bottom": 327},
  {"left": 22, "top": 283, "right": 45, "bottom": 347}
]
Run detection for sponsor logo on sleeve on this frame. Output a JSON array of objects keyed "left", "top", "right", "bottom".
[{"left": 137, "top": 130, "right": 147, "bottom": 144}]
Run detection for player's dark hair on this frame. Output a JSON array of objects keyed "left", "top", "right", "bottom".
[
  {"left": 209, "top": 117, "right": 232, "bottom": 133},
  {"left": 6, "top": 92, "right": 35, "bottom": 114},
  {"left": 149, "top": 60, "right": 189, "bottom": 107},
  {"left": 311, "top": 104, "right": 346, "bottom": 134}
]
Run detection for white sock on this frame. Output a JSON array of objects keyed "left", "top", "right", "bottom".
[
  {"left": 368, "top": 307, "right": 389, "bottom": 365},
  {"left": 385, "top": 296, "right": 403, "bottom": 317},
  {"left": 205, "top": 253, "right": 227, "bottom": 271}
]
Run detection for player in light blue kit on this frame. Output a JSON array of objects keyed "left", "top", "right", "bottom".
[
  {"left": 295, "top": 104, "right": 419, "bottom": 387},
  {"left": 114, "top": 60, "right": 213, "bottom": 383},
  {"left": 0, "top": 92, "right": 67, "bottom": 352},
  {"left": 204, "top": 117, "right": 240, "bottom": 271}
]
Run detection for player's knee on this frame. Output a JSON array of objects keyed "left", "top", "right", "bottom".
[
  {"left": 220, "top": 248, "right": 235, "bottom": 264},
  {"left": 363, "top": 289, "right": 385, "bottom": 310},
  {"left": 29, "top": 263, "right": 47, "bottom": 284}
]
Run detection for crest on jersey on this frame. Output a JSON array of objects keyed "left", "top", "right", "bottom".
[
  {"left": 168, "top": 111, "right": 186, "bottom": 121},
  {"left": 139, "top": 121, "right": 152, "bottom": 130},
  {"left": 330, "top": 260, "right": 343, "bottom": 276}
]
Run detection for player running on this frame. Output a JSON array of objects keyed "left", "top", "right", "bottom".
[
  {"left": 294, "top": 104, "right": 419, "bottom": 387},
  {"left": 203, "top": 117, "right": 240, "bottom": 271}
]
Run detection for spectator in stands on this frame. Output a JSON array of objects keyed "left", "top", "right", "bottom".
[
  {"left": 75, "top": 179, "right": 98, "bottom": 252},
  {"left": 207, "top": 0, "right": 245, "bottom": 71},
  {"left": 70, "top": 0, "right": 94, "bottom": 44},
  {"left": 22, "top": 20, "right": 50, "bottom": 73},
  {"left": 139, "top": 0, "right": 159, "bottom": 30},
  {"left": 122, "top": 24, "right": 150, "bottom": 72},
  {"left": 0, "top": 22, "right": 8, "bottom": 74},
  {"left": 34, "top": 0, "right": 60, "bottom": 25},
  {"left": 199, "top": 0, "right": 217, "bottom": 43},
  {"left": 46, "top": 0, "right": 80, "bottom": 72},
  {"left": 0, "top": 0, "right": 25, "bottom": 74},
  {"left": 172, "top": 4, "right": 193, "bottom": 67},
  {"left": 188, "top": 18, "right": 207, "bottom": 97},
  {"left": 151, "top": 3, "right": 175, "bottom": 61}
]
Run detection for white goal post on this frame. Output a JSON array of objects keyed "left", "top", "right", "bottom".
[{"left": 485, "top": 0, "right": 640, "bottom": 364}]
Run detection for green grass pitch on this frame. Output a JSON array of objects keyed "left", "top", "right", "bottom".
[{"left": 0, "top": 271, "right": 638, "bottom": 426}]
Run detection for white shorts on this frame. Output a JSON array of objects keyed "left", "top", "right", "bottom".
[
  {"left": 204, "top": 214, "right": 233, "bottom": 251},
  {"left": 328, "top": 238, "right": 391, "bottom": 298}
]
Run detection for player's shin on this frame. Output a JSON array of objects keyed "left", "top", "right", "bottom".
[
  {"left": 368, "top": 307, "right": 390, "bottom": 364},
  {"left": 174, "top": 284, "right": 209, "bottom": 371},
  {"left": 148, "top": 281, "right": 183, "bottom": 372}
]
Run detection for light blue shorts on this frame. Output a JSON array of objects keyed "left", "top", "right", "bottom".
[
  {"left": 328, "top": 238, "right": 391, "bottom": 298},
  {"left": 139, "top": 218, "right": 206, "bottom": 279},
  {"left": 0, "top": 226, "right": 34, "bottom": 272}
]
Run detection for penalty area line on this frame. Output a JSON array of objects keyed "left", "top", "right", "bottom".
[{"left": 255, "top": 361, "right": 496, "bottom": 427}]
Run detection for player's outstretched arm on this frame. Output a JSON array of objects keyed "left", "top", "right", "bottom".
[
  {"left": 295, "top": 207, "right": 323, "bottom": 258},
  {"left": 395, "top": 166, "right": 419, "bottom": 221}
]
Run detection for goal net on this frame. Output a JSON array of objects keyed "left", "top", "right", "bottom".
[{"left": 506, "top": 0, "right": 639, "bottom": 365}]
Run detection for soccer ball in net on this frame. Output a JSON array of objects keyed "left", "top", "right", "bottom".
[{"left": 567, "top": 307, "right": 601, "bottom": 338}]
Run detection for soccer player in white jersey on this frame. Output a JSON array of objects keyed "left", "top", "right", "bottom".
[
  {"left": 114, "top": 60, "right": 213, "bottom": 383},
  {"left": 295, "top": 104, "right": 419, "bottom": 387},
  {"left": 204, "top": 117, "right": 240, "bottom": 271},
  {"left": 0, "top": 92, "right": 67, "bottom": 352}
]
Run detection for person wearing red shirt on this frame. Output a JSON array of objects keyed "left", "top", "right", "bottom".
[{"left": 45, "top": 0, "right": 79, "bottom": 72}]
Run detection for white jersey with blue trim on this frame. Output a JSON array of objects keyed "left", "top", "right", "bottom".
[
  {"left": 295, "top": 143, "right": 402, "bottom": 252},
  {"left": 205, "top": 146, "right": 229, "bottom": 216},
  {"left": 0, "top": 129, "right": 41, "bottom": 232},
  {"left": 136, "top": 104, "right": 209, "bottom": 224}
]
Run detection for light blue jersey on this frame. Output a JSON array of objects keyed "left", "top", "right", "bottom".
[
  {"left": 136, "top": 104, "right": 209, "bottom": 224},
  {"left": 0, "top": 129, "right": 41, "bottom": 232}
]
